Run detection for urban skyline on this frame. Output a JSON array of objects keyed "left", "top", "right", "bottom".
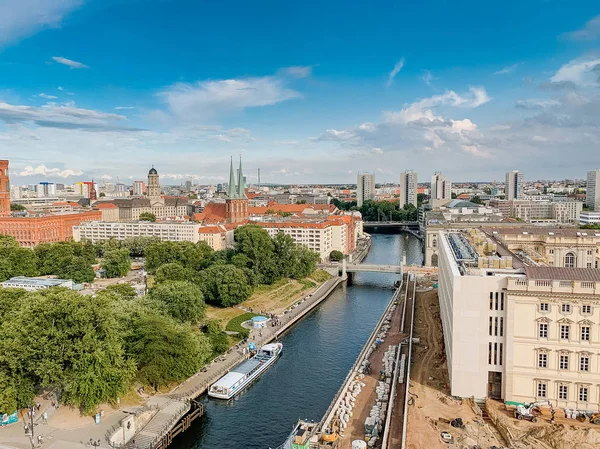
[{"left": 0, "top": 2, "right": 599, "bottom": 184}]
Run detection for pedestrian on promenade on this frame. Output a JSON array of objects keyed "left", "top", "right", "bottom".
[
  {"left": 37, "top": 434, "right": 43, "bottom": 445},
  {"left": 36, "top": 403, "right": 41, "bottom": 411},
  {"left": 42, "top": 411, "right": 48, "bottom": 424}
]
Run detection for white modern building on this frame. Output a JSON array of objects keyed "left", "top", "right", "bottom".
[
  {"left": 73, "top": 221, "right": 202, "bottom": 243},
  {"left": 580, "top": 211, "right": 600, "bottom": 226},
  {"left": 431, "top": 171, "right": 451, "bottom": 201},
  {"left": 399, "top": 170, "right": 418, "bottom": 208},
  {"left": 586, "top": 169, "right": 600, "bottom": 211},
  {"left": 505, "top": 170, "right": 524, "bottom": 201},
  {"left": 356, "top": 173, "right": 375, "bottom": 207},
  {"left": 1, "top": 276, "right": 74, "bottom": 291},
  {"left": 437, "top": 229, "right": 600, "bottom": 411}
]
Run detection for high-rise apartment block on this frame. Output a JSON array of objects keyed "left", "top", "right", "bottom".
[
  {"left": 356, "top": 173, "right": 375, "bottom": 207},
  {"left": 399, "top": 170, "right": 418, "bottom": 208},
  {"left": 586, "top": 169, "right": 600, "bottom": 211},
  {"left": 505, "top": 170, "right": 524, "bottom": 201},
  {"left": 431, "top": 171, "right": 451, "bottom": 201},
  {"left": 133, "top": 180, "right": 146, "bottom": 196}
]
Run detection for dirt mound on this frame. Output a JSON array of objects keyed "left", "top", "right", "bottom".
[{"left": 513, "top": 424, "right": 600, "bottom": 449}]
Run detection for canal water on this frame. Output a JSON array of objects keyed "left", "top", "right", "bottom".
[{"left": 171, "top": 233, "right": 422, "bottom": 449}]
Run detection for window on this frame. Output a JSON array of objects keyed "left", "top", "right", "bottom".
[
  {"left": 498, "top": 343, "right": 503, "bottom": 366},
  {"left": 489, "top": 292, "right": 493, "bottom": 310},
  {"left": 587, "top": 250, "right": 593, "bottom": 256},
  {"left": 489, "top": 317, "right": 493, "bottom": 336},
  {"left": 558, "top": 385, "right": 568, "bottom": 400},
  {"left": 559, "top": 354, "right": 569, "bottom": 370},
  {"left": 500, "top": 292, "right": 505, "bottom": 311},
  {"left": 537, "top": 382, "right": 547, "bottom": 398},
  {"left": 582, "top": 305, "right": 592, "bottom": 314},
  {"left": 499, "top": 317, "right": 504, "bottom": 337},
  {"left": 493, "top": 343, "right": 498, "bottom": 365},
  {"left": 560, "top": 324, "right": 570, "bottom": 340},
  {"left": 579, "top": 386, "right": 588, "bottom": 402},
  {"left": 549, "top": 249, "right": 554, "bottom": 254},
  {"left": 539, "top": 323, "right": 548, "bottom": 338},
  {"left": 488, "top": 342, "right": 492, "bottom": 364},
  {"left": 580, "top": 356, "right": 590, "bottom": 372},
  {"left": 538, "top": 353, "right": 548, "bottom": 368},
  {"left": 495, "top": 292, "right": 499, "bottom": 311},
  {"left": 565, "top": 252, "right": 576, "bottom": 268},
  {"left": 581, "top": 326, "right": 590, "bottom": 341},
  {"left": 561, "top": 304, "right": 571, "bottom": 314},
  {"left": 587, "top": 262, "right": 593, "bottom": 268},
  {"left": 539, "top": 302, "right": 549, "bottom": 312},
  {"left": 494, "top": 317, "right": 498, "bottom": 336}
]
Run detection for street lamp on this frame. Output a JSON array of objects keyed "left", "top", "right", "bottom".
[
  {"left": 89, "top": 439, "right": 101, "bottom": 447},
  {"left": 23, "top": 406, "right": 35, "bottom": 449}
]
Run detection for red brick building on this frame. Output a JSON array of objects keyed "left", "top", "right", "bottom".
[{"left": 0, "top": 160, "right": 10, "bottom": 217}]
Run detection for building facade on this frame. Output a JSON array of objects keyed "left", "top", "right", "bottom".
[
  {"left": 399, "top": 170, "right": 418, "bottom": 208},
  {"left": 505, "top": 170, "right": 524, "bottom": 201},
  {"left": 0, "top": 160, "right": 10, "bottom": 217},
  {"left": 431, "top": 171, "right": 451, "bottom": 201},
  {"left": 356, "top": 173, "right": 375, "bottom": 207},
  {"left": 73, "top": 221, "right": 202, "bottom": 243},
  {"left": 586, "top": 169, "right": 600, "bottom": 212},
  {"left": 580, "top": 211, "right": 600, "bottom": 226},
  {"left": 437, "top": 229, "right": 600, "bottom": 411}
]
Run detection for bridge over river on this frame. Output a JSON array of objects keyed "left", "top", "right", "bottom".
[{"left": 320, "top": 263, "right": 402, "bottom": 274}]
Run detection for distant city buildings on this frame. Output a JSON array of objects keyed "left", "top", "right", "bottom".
[
  {"left": 399, "top": 170, "right": 418, "bottom": 208},
  {"left": 586, "top": 169, "right": 600, "bottom": 211},
  {"left": 580, "top": 211, "right": 600, "bottom": 226},
  {"left": 356, "top": 173, "right": 375, "bottom": 207},
  {"left": 505, "top": 170, "right": 524, "bottom": 200},
  {"left": 133, "top": 180, "right": 146, "bottom": 196},
  {"left": 430, "top": 171, "right": 451, "bottom": 202}
]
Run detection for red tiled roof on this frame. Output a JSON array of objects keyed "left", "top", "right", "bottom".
[
  {"left": 94, "top": 203, "right": 118, "bottom": 209},
  {"left": 248, "top": 203, "right": 334, "bottom": 215},
  {"left": 193, "top": 203, "right": 227, "bottom": 224}
]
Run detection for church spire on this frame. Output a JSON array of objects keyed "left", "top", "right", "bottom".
[
  {"left": 237, "top": 156, "right": 247, "bottom": 199},
  {"left": 227, "top": 157, "right": 238, "bottom": 199}
]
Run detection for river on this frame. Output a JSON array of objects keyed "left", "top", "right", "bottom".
[{"left": 170, "top": 232, "right": 423, "bottom": 449}]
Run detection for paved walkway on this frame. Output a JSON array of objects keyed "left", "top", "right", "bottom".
[{"left": 0, "top": 276, "right": 343, "bottom": 449}]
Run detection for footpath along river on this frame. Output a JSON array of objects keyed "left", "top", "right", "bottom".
[{"left": 170, "top": 232, "right": 423, "bottom": 449}]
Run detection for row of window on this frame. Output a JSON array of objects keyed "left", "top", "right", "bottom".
[
  {"left": 538, "top": 352, "right": 591, "bottom": 372},
  {"left": 488, "top": 342, "right": 504, "bottom": 365},
  {"left": 537, "top": 381, "right": 591, "bottom": 402},
  {"left": 489, "top": 292, "right": 505, "bottom": 311},
  {"left": 538, "top": 323, "right": 591, "bottom": 341},
  {"left": 540, "top": 302, "right": 593, "bottom": 314},
  {"left": 489, "top": 316, "right": 504, "bottom": 337}
]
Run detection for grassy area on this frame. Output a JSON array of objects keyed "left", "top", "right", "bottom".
[
  {"left": 309, "top": 269, "right": 332, "bottom": 283},
  {"left": 225, "top": 312, "right": 257, "bottom": 336},
  {"left": 146, "top": 275, "right": 155, "bottom": 289}
]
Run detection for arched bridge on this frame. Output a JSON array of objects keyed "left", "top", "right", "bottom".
[{"left": 321, "top": 263, "right": 403, "bottom": 274}]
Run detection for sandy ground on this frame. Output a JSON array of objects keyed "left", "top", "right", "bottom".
[{"left": 405, "top": 288, "right": 505, "bottom": 449}]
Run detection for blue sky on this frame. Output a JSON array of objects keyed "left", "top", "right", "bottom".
[{"left": 0, "top": 0, "right": 599, "bottom": 184}]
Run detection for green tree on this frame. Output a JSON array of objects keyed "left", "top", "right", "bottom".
[
  {"left": 198, "top": 265, "right": 252, "bottom": 307},
  {"left": 127, "top": 314, "right": 211, "bottom": 390},
  {"left": 204, "top": 320, "right": 230, "bottom": 356},
  {"left": 102, "top": 249, "right": 131, "bottom": 278},
  {"left": 121, "top": 236, "right": 159, "bottom": 257},
  {"left": 290, "top": 245, "right": 319, "bottom": 279},
  {"left": 145, "top": 241, "right": 213, "bottom": 273},
  {"left": 0, "top": 235, "right": 19, "bottom": 249},
  {"left": 35, "top": 242, "right": 75, "bottom": 275},
  {"left": 234, "top": 225, "right": 276, "bottom": 283},
  {"left": 0, "top": 288, "right": 28, "bottom": 321},
  {"left": 149, "top": 281, "right": 206, "bottom": 323},
  {"left": 0, "top": 289, "right": 135, "bottom": 413},
  {"left": 139, "top": 212, "right": 156, "bottom": 222},
  {"left": 155, "top": 262, "right": 192, "bottom": 283},
  {"left": 0, "top": 248, "right": 39, "bottom": 280},
  {"left": 330, "top": 250, "right": 344, "bottom": 262},
  {"left": 103, "top": 284, "right": 138, "bottom": 301},
  {"left": 10, "top": 204, "right": 26, "bottom": 211},
  {"left": 61, "top": 256, "right": 95, "bottom": 283},
  {"left": 451, "top": 192, "right": 458, "bottom": 199},
  {"left": 471, "top": 195, "right": 484, "bottom": 205}
]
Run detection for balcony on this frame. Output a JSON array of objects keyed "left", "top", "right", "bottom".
[{"left": 507, "top": 278, "right": 599, "bottom": 295}]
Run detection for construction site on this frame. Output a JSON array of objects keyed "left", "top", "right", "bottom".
[{"left": 404, "top": 283, "right": 600, "bottom": 449}]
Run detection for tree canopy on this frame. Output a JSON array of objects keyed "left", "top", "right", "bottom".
[
  {"left": 198, "top": 264, "right": 252, "bottom": 307},
  {"left": 139, "top": 212, "right": 156, "bottom": 222},
  {"left": 102, "top": 249, "right": 131, "bottom": 278},
  {"left": 145, "top": 241, "right": 213, "bottom": 274},
  {"left": 148, "top": 281, "right": 206, "bottom": 323}
]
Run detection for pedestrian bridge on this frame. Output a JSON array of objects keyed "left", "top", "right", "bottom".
[{"left": 321, "top": 263, "right": 403, "bottom": 274}]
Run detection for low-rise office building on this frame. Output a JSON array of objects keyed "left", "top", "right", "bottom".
[
  {"left": 73, "top": 221, "right": 202, "bottom": 243},
  {"left": 1, "top": 276, "right": 75, "bottom": 291},
  {"left": 580, "top": 211, "right": 600, "bottom": 226}
]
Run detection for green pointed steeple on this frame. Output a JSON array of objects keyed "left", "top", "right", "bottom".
[
  {"left": 227, "top": 157, "right": 238, "bottom": 199},
  {"left": 237, "top": 156, "right": 247, "bottom": 199}
]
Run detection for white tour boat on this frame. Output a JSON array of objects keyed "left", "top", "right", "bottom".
[{"left": 208, "top": 342, "right": 283, "bottom": 399}]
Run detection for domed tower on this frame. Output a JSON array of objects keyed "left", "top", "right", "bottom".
[{"left": 147, "top": 166, "right": 160, "bottom": 199}]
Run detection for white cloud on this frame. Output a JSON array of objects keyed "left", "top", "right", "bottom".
[
  {"left": 279, "top": 66, "right": 312, "bottom": 78},
  {"left": 274, "top": 140, "right": 300, "bottom": 145},
  {"left": 57, "top": 86, "right": 64, "bottom": 91},
  {"left": 494, "top": 63, "right": 522, "bottom": 75},
  {"left": 0, "top": 0, "right": 82, "bottom": 47},
  {"left": 51, "top": 56, "right": 89, "bottom": 69},
  {"left": 314, "top": 129, "right": 356, "bottom": 141},
  {"left": 562, "top": 14, "right": 600, "bottom": 41},
  {"left": 461, "top": 145, "right": 492, "bottom": 159},
  {"left": 359, "top": 122, "right": 377, "bottom": 132},
  {"left": 550, "top": 56, "right": 600, "bottom": 87},
  {"left": 532, "top": 135, "right": 548, "bottom": 142},
  {"left": 114, "top": 106, "right": 135, "bottom": 110},
  {"left": 0, "top": 100, "right": 130, "bottom": 131},
  {"left": 386, "top": 58, "right": 405, "bottom": 87},
  {"left": 38, "top": 93, "right": 58, "bottom": 99},
  {"left": 515, "top": 99, "right": 561, "bottom": 110},
  {"left": 19, "top": 164, "right": 83, "bottom": 178},
  {"left": 158, "top": 74, "right": 301, "bottom": 120},
  {"left": 100, "top": 174, "right": 113, "bottom": 180},
  {"left": 422, "top": 70, "right": 435, "bottom": 85},
  {"left": 371, "top": 147, "right": 384, "bottom": 154}
]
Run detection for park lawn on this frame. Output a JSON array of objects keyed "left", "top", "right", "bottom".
[{"left": 207, "top": 270, "right": 332, "bottom": 329}]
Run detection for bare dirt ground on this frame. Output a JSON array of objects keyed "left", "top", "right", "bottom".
[
  {"left": 406, "top": 288, "right": 505, "bottom": 449},
  {"left": 487, "top": 399, "right": 600, "bottom": 449}
]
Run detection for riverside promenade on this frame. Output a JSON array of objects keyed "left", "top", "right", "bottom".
[{"left": 0, "top": 275, "right": 344, "bottom": 449}]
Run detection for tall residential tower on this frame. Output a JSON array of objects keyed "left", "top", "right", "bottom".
[
  {"left": 505, "top": 170, "right": 524, "bottom": 201},
  {"left": 431, "top": 171, "right": 451, "bottom": 201},
  {"left": 586, "top": 169, "right": 600, "bottom": 211},
  {"left": 399, "top": 170, "right": 418, "bottom": 208},
  {"left": 356, "top": 173, "right": 375, "bottom": 207}
]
